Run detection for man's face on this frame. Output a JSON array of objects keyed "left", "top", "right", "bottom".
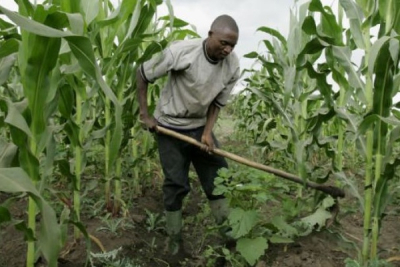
[{"left": 207, "top": 28, "right": 238, "bottom": 61}]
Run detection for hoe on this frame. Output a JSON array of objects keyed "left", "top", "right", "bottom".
[{"left": 156, "top": 125, "right": 345, "bottom": 199}]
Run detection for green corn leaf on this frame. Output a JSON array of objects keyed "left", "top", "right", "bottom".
[
  {"left": 0, "top": 167, "right": 61, "bottom": 267},
  {"left": 368, "top": 36, "right": 390, "bottom": 76},
  {"left": 236, "top": 237, "right": 268, "bottom": 266},
  {"left": 355, "top": 0, "right": 374, "bottom": 17},
  {"left": 97, "top": 0, "right": 138, "bottom": 27},
  {"left": 58, "top": 84, "right": 75, "bottom": 118},
  {"left": 0, "top": 6, "right": 72, "bottom": 37},
  {"left": 309, "top": 0, "right": 343, "bottom": 43},
  {"left": 302, "top": 16, "right": 317, "bottom": 35},
  {"left": 80, "top": 0, "right": 99, "bottom": 25},
  {"left": 21, "top": 35, "right": 61, "bottom": 138},
  {"left": 159, "top": 15, "right": 190, "bottom": 28},
  {"left": 19, "top": 146, "right": 40, "bottom": 182},
  {"left": 0, "top": 17, "right": 15, "bottom": 29},
  {"left": 122, "top": 0, "right": 141, "bottom": 43},
  {"left": 0, "top": 138, "right": 17, "bottom": 168},
  {"left": 257, "top": 26, "right": 287, "bottom": 47},
  {"left": 243, "top": 51, "right": 259, "bottom": 59},
  {"left": 389, "top": 37, "right": 399, "bottom": 64},
  {"left": 4, "top": 99, "right": 32, "bottom": 139},
  {"left": 334, "top": 106, "right": 366, "bottom": 154},
  {"left": 0, "top": 39, "right": 19, "bottom": 59},
  {"left": 332, "top": 46, "right": 365, "bottom": 90},
  {"left": 339, "top": 0, "right": 366, "bottom": 49},
  {"left": 0, "top": 55, "right": 17, "bottom": 86}
]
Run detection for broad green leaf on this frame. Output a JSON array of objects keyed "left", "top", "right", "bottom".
[
  {"left": 97, "top": 0, "right": 138, "bottom": 26},
  {"left": 257, "top": 26, "right": 287, "bottom": 46},
  {"left": 60, "top": 0, "right": 81, "bottom": 13},
  {"left": 332, "top": 46, "right": 365, "bottom": 90},
  {"left": 228, "top": 208, "right": 258, "bottom": 238},
  {"left": 334, "top": 107, "right": 366, "bottom": 154},
  {"left": 302, "top": 61, "right": 333, "bottom": 106},
  {"left": 368, "top": 36, "right": 390, "bottom": 76},
  {"left": 389, "top": 37, "right": 399, "bottom": 64},
  {"left": 19, "top": 146, "right": 40, "bottom": 182},
  {"left": 299, "top": 38, "right": 327, "bottom": 55},
  {"left": 0, "top": 138, "right": 17, "bottom": 168},
  {"left": 58, "top": 84, "right": 75, "bottom": 118},
  {"left": 4, "top": 99, "right": 32, "bottom": 138},
  {"left": 0, "top": 17, "right": 15, "bottom": 29},
  {"left": 0, "top": 167, "right": 61, "bottom": 267},
  {"left": 0, "top": 54, "right": 17, "bottom": 85},
  {"left": 21, "top": 35, "right": 61, "bottom": 138},
  {"left": 393, "top": 1, "right": 400, "bottom": 34},
  {"left": 302, "top": 16, "right": 317, "bottom": 35},
  {"left": 355, "top": 0, "right": 374, "bottom": 17},
  {"left": 80, "top": 0, "right": 99, "bottom": 25},
  {"left": 122, "top": 0, "right": 141, "bottom": 43},
  {"left": 64, "top": 35, "right": 122, "bottom": 168},
  {"left": 300, "top": 205, "right": 332, "bottom": 230},
  {"left": 271, "top": 216, "right": 298, "bottom": 237},
  {"left": 372, "top": 41, "right": 394, "bottom": 154},
  {"left": 0, "top": 6, "right": 72, "bottom": 37},
  {"left": 309, "top": 0, "right": 343, "bottom": 43},
  {"left": 244, "top": 51, "right": 259, "bottom": 59},
  {"left": 236, "top": 237, "right": 268, "bottom": 266},
  {"left": 340, "top": 0, "right": 366, "bottom": 49},
  {"left": 0, "top": 39, "right": 19, "bottom": 59},
  {"left": 159, "top": 15, "right": 190, "bottom": 28}
]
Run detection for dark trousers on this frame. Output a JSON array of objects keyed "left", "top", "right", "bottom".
[{"left": 156, "top": 126, "right": 228, "bottom": 212}]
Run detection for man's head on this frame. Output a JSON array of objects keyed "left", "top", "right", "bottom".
[{"left": 206, "top": 15, "right": 239, "bottom": 61}]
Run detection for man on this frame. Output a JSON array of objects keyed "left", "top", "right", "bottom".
[{"left": 136, "top": 14, "right": 240, "bottom": 258}]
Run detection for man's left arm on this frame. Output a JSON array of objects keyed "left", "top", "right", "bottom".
[
  {"left": 201, "top": 63, "right": 240, "bottom": 152},
  {"left": 201, "top": 103, "right": 220, "bottom": 152}
]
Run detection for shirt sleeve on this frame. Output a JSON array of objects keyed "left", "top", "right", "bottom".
[
  {"left": 214, "top": 65, "right": 240, "bottom": 108},
  {"left": 139, "top": 41, "right": 188, "bottom": 83}
]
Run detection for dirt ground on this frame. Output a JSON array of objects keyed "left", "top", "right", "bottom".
[
  {"left": 1, "top": 120, "right": 400, "bottom": 266},
  {"left": 1, "top": 183, "right": 400, "bottom": 267}
]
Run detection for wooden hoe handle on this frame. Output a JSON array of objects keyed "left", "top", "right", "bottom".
[{"left": 156, "top": 126, "right": 345, "bottom": 199}]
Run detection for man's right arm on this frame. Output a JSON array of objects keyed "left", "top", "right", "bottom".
[{"left": 136, "top": 67, "right": 157, "bottom": 130}]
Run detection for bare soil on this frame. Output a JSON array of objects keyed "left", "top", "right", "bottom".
[
  {"left": 1, "top": 184, "right": 400, "bottom": 267},
  {"left": 1, "top": 122, "right": 400, "bottom": 266}
]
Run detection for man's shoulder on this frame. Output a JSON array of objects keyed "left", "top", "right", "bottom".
[
  {"left": 169, "top": 38, "right": 203, "bottom": 52},
  {"left": 226, "top": 51, "right": 240, "bottom": 68}
]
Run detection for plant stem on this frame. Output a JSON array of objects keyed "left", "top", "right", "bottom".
[
  {"left": 26, "top": 141, "right": 37, "bottom": 267},
  {"left": 74, "top": 92, "right": 82, "bottom": 239},
  {"left": 114, "top": 157, "right": 122, "bottom": 215},
  {"left": 361, "top": 22, "right": 373, "bottom": 265},
  {"left": 105, "top": 97, "right": 111, "bottom": 210},
  {"left": 26, "top": 196, "right": 36, "bottom": 267}
]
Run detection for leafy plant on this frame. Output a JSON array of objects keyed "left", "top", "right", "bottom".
[{"left": 145, "top": 209, "right": 165, "bottom": 232}]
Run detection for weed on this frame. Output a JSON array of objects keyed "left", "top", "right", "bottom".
[
  {"left": 144, "top": 209, "right": 165, "bottom": 233},
  {"left": 96, "top": 214, "right": 135, "bottom": 236}
]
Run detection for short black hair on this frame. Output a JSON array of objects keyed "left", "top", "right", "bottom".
[{"left": 210, "top": 15, "right": 239, "bottom": 33}]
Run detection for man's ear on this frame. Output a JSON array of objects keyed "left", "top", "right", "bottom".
[{"left": 208, "top": 30, "right": 213, "bottom": 37}]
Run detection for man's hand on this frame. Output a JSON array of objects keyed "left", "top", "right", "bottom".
[
  {"left": 140, "top": 115, "right": 158, "bottom": 132},
  {"left": 201, "top": 132, "right": 215, "bottom": 153}
]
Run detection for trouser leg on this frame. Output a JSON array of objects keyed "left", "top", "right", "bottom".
[
  {"left": 156, "top": 132, "right": 191, "bottom": 212},
  {"left": 191, "top": 129, "right": 228, "bottom": 201}
]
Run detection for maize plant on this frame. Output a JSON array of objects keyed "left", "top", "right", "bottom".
[
  {"left": 236, "top": 0, "right": 400, "bottom": 265},
  {"left": 0, "top": 0, "right": 196, "bottom": 266}
]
